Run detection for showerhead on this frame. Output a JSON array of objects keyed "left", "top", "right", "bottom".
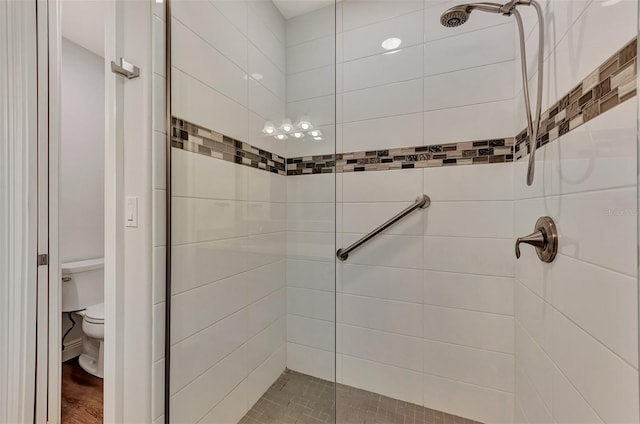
[
  {"left": 440, "top": 6, "right": 469, "bottom": 27},
  {"left": 440, "top": 2, "right": 506, "bottom": 27}
]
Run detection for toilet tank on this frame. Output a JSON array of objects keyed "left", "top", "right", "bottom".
[{"left": 61, "top": 258, "right": 104, "bottom": 312}]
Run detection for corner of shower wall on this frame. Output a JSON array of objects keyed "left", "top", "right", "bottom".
[
  {"left": 283, "top": 2, "right": 338, "bottom": 384},
  {"left": 164, "top": 1, "right": 292, "bottom": 422}
]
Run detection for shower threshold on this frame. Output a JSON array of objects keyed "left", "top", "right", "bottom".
[{"left": 239, "top": 369, "right": 483, "bottom": 424}]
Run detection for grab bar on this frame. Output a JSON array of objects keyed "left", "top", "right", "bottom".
[{"left": 336, "top": 194, "right": 430, "bottom": 262}]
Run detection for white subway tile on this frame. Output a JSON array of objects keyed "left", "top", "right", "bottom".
[
  {"left": 247, "top": 7, "right": 286, "bottom": 72},
  {"left": 287, "top": 259, "right": 335, "bottom": 292},
  {"left": 425, "top": 163, "right": 513, "bottom": 201},
  {"left": 343, "top": 78, "right": 423, "bottom": 122},
  {"left": 198, "top": 379, "right": 248, "bottom": 424},
  {"left": 424, "top": 305, "right": 514, "bottom": 353},
  {"left": 551, "top": 309, "right": 639, "bottom": 423},
  {"left": 423, "top": 61, "right": 514, "bottom": 111},
  {"left": 172, "top": 69, "right": 249, "bottom": 142},
  {"left": 170, "top": 345, "right": 247, "bottom": 423},
  {"left": 424, "top": 270, "right": 514, "bottom": 315},
  {"left": 343, "top": 45, "right": 423, "bottom": 92},
  {"left": 423, "top": 374, "right": 514, "bottom": 423},
  {"left": 287, "top": 287, "right": 335, "bottom": 322},
  {"left": 342, "top": 113, "right": 423, "bottom": 152},
  {"left": 343, "top": 294, "right": 423, "bottom": 337},
  {"left": 342, "top": 10, "right": 423, "bottom": 61},
  {"left": 342, "top": 0, "right": 423, "bottom": 31},
  {"left": 342, "top": 355, "right": 423, "bottom": 405},
  {"left": 342, "top": 324, "right": 423, "bottom": 371},
  {"left": 423, "top": 100, "right": 515, "bottom": 145},
  {"left": 424, "top": 339, "right": 514, "bottom": 392},
  {"left": 424, "top": 237, "right": 514, "bottom": 277},
  {"left": 172, "top": 19, "right": 248, "bottom": 106},
  {"left": 424, "top": 23, "right": 514, "bottom": 76},
  {"left": 287, "top": 35, "right": 335, "bottom": 74},
  {"left": 343, "top": 168, "right": 423, "bottom": 202},
  {"left": 170, "top": 310, "right": 247, "bottom": 393},
  {"left": 343, "top": 264, "right": 423, "bottom": 303},
  {"left": 172, "top": 0, "right": 248, "bottom": 70},
  {"left": 287, "top": 342, "right": 335, "bottom": 381},
  {"left": 287, "top": 65, "right": 335, "bottom": 102},
  {"left": 552, "top": 187, "right": 636, "bottom": 276},
  {"left": 425, "top": 201, "right": 514, "bottom": 238}
]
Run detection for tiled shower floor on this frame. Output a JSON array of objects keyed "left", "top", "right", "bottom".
[{"left": 239, "top": 369, "right": 482, "bottom": 424}]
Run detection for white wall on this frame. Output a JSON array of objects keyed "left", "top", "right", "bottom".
[
  {"left": 60, "top": 38, "right": 105, "bottom": 264},
  {"left": 60, "top": 38, "right": 106, "bottom": 352},
  {"left": 513, "top": 1, "right": 639, "bottom": 422},
  {"left": 161, "top": 1, "right": 288, "bottom": 423}
]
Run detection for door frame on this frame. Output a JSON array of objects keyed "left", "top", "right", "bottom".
[{"left": 35, "top": 0, "right": 129, "bottom": 422}]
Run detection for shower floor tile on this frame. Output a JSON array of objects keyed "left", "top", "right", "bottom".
[{"left": 239, "top": 369, "right": 482, "bottom": 424}]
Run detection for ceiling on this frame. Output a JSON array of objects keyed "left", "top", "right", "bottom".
[
  {"left": 61, "top": 0, "right": 105, "bottom": 58},
  {"left": 272, "top": 0, "right": 335, "bottom": 19}
]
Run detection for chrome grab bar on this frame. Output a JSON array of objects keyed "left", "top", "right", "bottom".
[{"left": 336, "top": 194, "right": 430, "bottom": 262}]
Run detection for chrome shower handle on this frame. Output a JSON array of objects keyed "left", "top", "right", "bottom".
[{"left": 515, "top": 216, "right": 558, "bottom": 263}]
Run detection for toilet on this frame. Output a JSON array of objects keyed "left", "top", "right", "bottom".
[{"left": 61, "top": 258, "right": 105, "bottom": 378}]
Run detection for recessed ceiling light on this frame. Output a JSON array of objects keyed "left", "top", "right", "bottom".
[{"left": 381, "top": 37, "right": 402, "bottom": 51}]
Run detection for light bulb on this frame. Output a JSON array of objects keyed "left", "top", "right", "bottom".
[
  {"left": 281, "top": 118, "right": 293, "bottom": 132},
  {"left": 313, "top": 136, "right": 323, "bottom": 141},
  {"left": 292, "top": 132, "right": 304, "bottom": 138},
  {"left": 308, "top": 130, "right": 322, "bottom": 137},
  {"left": 297, "top": 117, "right": 311, "bottom": 130},
  {"left": 274, "top": 134, "right": 288, "bottom": 140},
  {"left": 262, "top": 122, "right": 276, "bottom": 134}
]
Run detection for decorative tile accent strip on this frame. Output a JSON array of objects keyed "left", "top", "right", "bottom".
[
  {"left": 286, "top": 138, "right": 515, "bottom": 175},
  {"left": 514, "top": 38, "right": 637, "bottom": 160},
  {"left": 172, "top": 118, "right": 287, "bottom": 176},
  {"left": 173, "top": 38, "right": 637, "bottom": 176}
]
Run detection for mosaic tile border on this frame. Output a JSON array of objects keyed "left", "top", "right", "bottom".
[
  {"left": 172, "top": 38, "right": 637, "bottom": 176},
  {"left": 515, "top": 38, "right": 637, "bottom": 159},
  {"left": 287, "top": 138, "right": 515, "bottom": 175},
  {"left": 172, "top": 118, "right": 287, "bottom": 176}
]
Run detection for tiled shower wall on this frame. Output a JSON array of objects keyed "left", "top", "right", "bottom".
[
  {"left": 284, "top": 2, "right": 520, "bottom": 422},
  {"left": 152, "top": 1, "right": 289, "bottom": 423},
  {"left": 513, "top": 1, "right": 639, "bottom": 423}
]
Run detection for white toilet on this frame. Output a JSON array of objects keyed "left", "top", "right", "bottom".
[{"left": 61, "top": 258, "right": 105, "bottom": 378}]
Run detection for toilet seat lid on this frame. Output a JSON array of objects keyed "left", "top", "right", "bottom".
[{"left": 85, "top": 303, "right": 104, "bottom": 323}]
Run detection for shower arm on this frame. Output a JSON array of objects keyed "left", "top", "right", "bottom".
[{"left": 511, "top": 1, "right": 544, "bottom": 186}]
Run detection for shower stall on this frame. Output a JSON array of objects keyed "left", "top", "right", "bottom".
[{"left": 155, "top": 0, "right": 640, "bottom": 422}]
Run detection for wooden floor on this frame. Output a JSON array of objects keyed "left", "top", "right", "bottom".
[{"left": 61, "top": 358, "right": 103, "bottom": 424}]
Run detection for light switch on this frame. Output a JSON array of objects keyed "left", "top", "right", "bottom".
[{"left": 126, "top": 197, "right": 138, "bottom": 227}]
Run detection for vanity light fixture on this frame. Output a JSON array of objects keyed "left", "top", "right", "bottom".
[
  {"left": 297, "top": 117, "right": 312, "bottom": 130},
  {"left": 262, "top": 122, "right": 276, "bottom": 135},
  {"left": 281, "top": 118, "right": 294, "bottom": 132}
]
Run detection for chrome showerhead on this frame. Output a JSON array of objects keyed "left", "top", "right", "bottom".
[
  {"left": 440, "top": 2, "right": 505, "bottom": 27},
  {"left": 440, "top": 5, "right": 469, "bottom": 27}
]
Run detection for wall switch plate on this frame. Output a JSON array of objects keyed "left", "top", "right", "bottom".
[{"left": 126, "top": 196, "right": 138, "bottom": 227}]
